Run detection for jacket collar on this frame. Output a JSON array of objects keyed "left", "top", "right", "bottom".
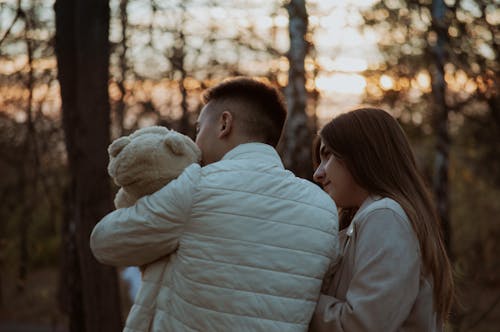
[{"left": 221, "top": 143, "right": 284, "bottom": 168}]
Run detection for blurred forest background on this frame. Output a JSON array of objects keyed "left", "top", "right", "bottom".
[{"left": 0, "top": 0, "right": 498, "bottom": 331}]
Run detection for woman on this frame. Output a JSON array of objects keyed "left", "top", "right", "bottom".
[{"left": 310, "top": 108, "right": 453, "bottom": 331}]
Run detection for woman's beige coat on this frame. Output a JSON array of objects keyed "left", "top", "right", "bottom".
[{"left": 310, "top": 196, "right": 442, "bottom": 332}]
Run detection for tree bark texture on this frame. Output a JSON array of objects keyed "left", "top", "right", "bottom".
[
  {"left": 281, "top": 0, "right": 314, "bottom": 180},
  {"left": 115, "top": 0, "right": 129, "bottom": 137},
  {"left": 54, "top": 0, "right": 123, "bottom": 331},
  {"left": 430, "top": 0, "right": 452, "bottom": 257}
]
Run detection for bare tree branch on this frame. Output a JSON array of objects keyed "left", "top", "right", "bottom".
[{"left": 0, "top": 0, "right": 22, "bottom": 48}]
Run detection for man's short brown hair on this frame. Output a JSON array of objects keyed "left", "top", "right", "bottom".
[{"left": 202, "top": 77, "right": 287, "bottom": 147}]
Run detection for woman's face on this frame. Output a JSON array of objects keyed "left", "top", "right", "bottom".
[{"left": 313, "top": 140, "right": 365, "bottom": 208}]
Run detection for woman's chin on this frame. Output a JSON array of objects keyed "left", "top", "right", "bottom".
[{"left": 324, "top": 188, "right": 336, "bottom": 200}]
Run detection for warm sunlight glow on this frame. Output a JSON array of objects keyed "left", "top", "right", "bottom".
[
  {"left": 256, "top": 17, "right": 273, "bottom": 29},
  {"left": 0, "top": 0, "right": 385, "bottom": 126},
  {"left": 380, "top": 75, "right": 394, "bottom": 90},
  {"left": 277, "top": 73, "right": 288, "bottom": 87},
  {"left": 14, "top": 111, "right": 27, "bottom": 123},
  {"left": 0, "top": 56, "right": 28, "bottom": 74},
  {"left": 485, "top": 6, "right": 500, "bottom": 25},
  {"left": 274, "top": 15, "right": 288, "bottom": 28},
  {"left": 319, "top": 11, "right": 345, "bottom": 30},
  {"left": 305, "top": 78, "right": 316, "bottom": 92},
  {"left": 415, "top": 71, "right": 431, "bottom": 91},
  {"left": 316, "top": 73, "right": 366, "bottom": 94},
  {"left": 278, "top": 57, "right": 289, "bottom": 72},
  {"left": 316, "top": 26, "right": 366, "bottom": 49},
  {"left": 318, "top": 56, "right": 368, "bottom": 72},
  {"left": 445, "top": 69, "right": 478, "bottom": 94},
  {"left": 183, "top": 77, "right": 201, "bottom": 90},
  {"left": 334, "top": 57, "right": 368, "bottom": 72}
]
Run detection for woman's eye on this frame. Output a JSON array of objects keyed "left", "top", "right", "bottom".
[{"left": 321, "top": 150, "right": 331, "bottom": 161}]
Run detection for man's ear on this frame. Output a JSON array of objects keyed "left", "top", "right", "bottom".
[{"left": 218, "top": 111, "right": 233, "bottom": 138}]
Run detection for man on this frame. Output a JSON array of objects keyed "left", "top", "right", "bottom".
[{"left": 91, "top": 77, "right": 339, "bottom": 332}]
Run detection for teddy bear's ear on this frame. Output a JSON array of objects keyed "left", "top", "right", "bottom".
[
  {"left": 108, "top": 137, "right": 131, "bottom": 157},
  {"left": 164, "top": 134, "right": 185, "bottom": 156}
]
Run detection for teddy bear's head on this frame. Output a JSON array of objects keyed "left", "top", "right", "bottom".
[{"left": 108, "top": 126, "right": 201, "bottom": 207}]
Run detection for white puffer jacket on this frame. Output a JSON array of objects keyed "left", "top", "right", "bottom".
[{"left": 91, "top": 143, "right": 339, "bottom": 332}]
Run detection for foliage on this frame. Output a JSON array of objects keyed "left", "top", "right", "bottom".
[
  {"left": 0, "top": 0, "right": 64, "bottom": 279},
  {"left": 107, "top": 0, "right": 290, "bottom": 137},
  {"left": 361, "top": 0, "right": 499, "bottom": 183}
]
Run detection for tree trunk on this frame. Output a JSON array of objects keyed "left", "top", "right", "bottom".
[
  {"left": 54, "top": 0, "right": 122, "bottom": 331},
  {"left": 176, "top": 31, "right": 190, "bottom": 136},
  {"left": 430, "top": 0, "right": 452, "bottom": 258},
  {"left": 58, "top": 186, "right": 85, "bottom": 332},
  {"left": 170, "top": 4, "right": 192, "bottom": 138},
  {"left": 281, "top": 0, "right": 314, "bottom": 180},
  {"left": 17, "top": 168, "right": 29, "bottom": 292},
  {"left": 115, "top": 0, "right": 129, "bottom": 137},
  {"left": 18, "top": 13, "right": 35, "bottom": 292}
]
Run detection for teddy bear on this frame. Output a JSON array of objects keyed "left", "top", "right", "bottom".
[
  {"left": 107, "top": 125, "right": 201, "bottom": 322},
  {"left": 107, "top": 125, "right": 201, "bottom": 209}
]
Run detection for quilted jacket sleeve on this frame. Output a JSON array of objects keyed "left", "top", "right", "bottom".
[
  {"left": 90, "top": 164, "right": 199, "bottom": 267},
  {"left": 310, "top": 209, "right": 421, "bottom": 332}
]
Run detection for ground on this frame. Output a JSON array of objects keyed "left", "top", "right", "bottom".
[
  {"left": 0, "top": 266, "right": 499, "bottom": 331},
  {"left": 0, "top": 268, "right": 67, "bottom": 331},
  {"left": 0, "top": 267, "right": 132, "bottom": 332}
]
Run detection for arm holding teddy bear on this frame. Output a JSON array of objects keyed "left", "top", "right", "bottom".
[{"left": 90, "top": 126, "right": 201, "bottom": 267}]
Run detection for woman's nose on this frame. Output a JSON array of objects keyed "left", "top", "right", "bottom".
[{"left": 313, "top": 165, "right": 324, "bottom": 183}]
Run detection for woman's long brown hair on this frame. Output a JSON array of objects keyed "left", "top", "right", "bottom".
[{"left": 314, "top": 108, "right": 454, "bottom": 321}]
